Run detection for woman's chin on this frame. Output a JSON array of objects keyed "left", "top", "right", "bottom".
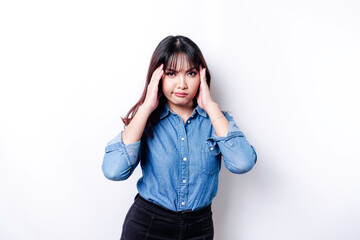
[{"left": 167, "top": 98, "right": 194, "bottom": 108}]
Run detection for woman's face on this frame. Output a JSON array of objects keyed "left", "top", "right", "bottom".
[{"left": 161, "top": 54, "right": 200, "bottom": 109}]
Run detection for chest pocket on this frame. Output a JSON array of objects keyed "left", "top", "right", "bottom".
[{"left": 201, "top": 142, "right": 221, "bottom": 175}]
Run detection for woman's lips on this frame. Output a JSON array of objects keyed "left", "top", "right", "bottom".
[{"left": 174, "top": 92, "right": 188, "bottom": 98}]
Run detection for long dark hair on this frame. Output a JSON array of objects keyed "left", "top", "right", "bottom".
[{"left": 121, "top": 35, "right": 211, "bottom": 137}]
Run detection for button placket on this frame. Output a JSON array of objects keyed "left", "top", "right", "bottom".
[{"left": 176, "top": 115, "right": 189, "bottom": 210}]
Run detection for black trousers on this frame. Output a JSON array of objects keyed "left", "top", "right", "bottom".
[{"left": 120, "top": 193, "right": 214, "bottom": 240}]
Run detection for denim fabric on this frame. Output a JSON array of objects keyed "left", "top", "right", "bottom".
[
  {"left": 102, "top": 103, "right": 257, "bottom": 211},
  {"left": 120, "top": 193, "right": 214, "bottom": 240}
]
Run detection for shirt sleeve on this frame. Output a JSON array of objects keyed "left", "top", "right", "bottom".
[
  {"left": 206, "top": 112, "right": 257, "bottom": 174},
  {"left": 101, "top": 130, "right": 141, "bottom": 181}
]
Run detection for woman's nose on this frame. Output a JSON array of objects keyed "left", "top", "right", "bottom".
[{"left": 177, "top": 75, "right": 187, "bottom": 89}]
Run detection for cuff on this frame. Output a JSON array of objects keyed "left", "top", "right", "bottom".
[
  {"left": 206, "top": 131, "right": 245, "bottom": 156},
  {"left": 105, "top": 131, "right": 141, "bottom": 166}
]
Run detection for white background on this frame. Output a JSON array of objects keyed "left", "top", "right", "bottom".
[{"left": 1, "top": 0, "right": 359, "bottom": 239}]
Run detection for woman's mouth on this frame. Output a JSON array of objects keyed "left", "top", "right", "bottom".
[{"left": 174, "top": 92, "right": 188, "bottom": 98}]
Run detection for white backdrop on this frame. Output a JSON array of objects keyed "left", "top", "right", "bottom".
[{"left": 1, "top": 0, "right": 359, "bottom": 239}]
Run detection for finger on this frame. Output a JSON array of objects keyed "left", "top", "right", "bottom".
[
  {"left": 151, "top": 67, "right": 163, "bottom": 83},
  {"left": 151, "top": 70, "right": 159, "bottom": 82},
  {"left": 152, "top": 64, "right": 163, "bottom": 77},
  {"left": 200, "top": 68, "right": 205, "bottom": 82},
  {"left": 157, "top": 64, "right": 164, "bottom": 77},
  {"left": 155, "top": 70, "right": 163, "bottom": 84},
  {"left": 203, "top": 68, "right": 207, "bottom": 82},
  {"left": 157, "top": 70, "right": 164, "bottom": 82},
  {"left": 157, "top": 64, "right": 164, "bottom": 71}
]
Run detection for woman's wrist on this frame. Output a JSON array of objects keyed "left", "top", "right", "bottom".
[
  {"left": 204, "top": 101, "right": 218, "bottom": 114},
  {"left": 139, "top": 103, "right": 153, "bottom": 116}
]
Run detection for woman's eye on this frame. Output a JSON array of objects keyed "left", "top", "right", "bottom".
[
  {"left": 166, "top": 72, "right": 175, "bottom": 76},
  {"left": 188, "top": 71, "right": 197, "bottom": 76}
]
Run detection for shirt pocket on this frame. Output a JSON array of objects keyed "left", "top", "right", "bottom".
[{"left": 201, "top": 142, "right": 221, "bottom": 175}]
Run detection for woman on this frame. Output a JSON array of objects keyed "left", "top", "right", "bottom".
[{"left": 102, "top": 35, "right": 257, "bottom": 240}]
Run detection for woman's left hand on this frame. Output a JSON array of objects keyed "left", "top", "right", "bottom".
[{"left": 196, "top": 66, "right": 216, "bottom": 111}]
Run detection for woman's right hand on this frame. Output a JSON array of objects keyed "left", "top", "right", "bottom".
[{"left": 143, "top": 64, "right": 164, "bottom": 112}]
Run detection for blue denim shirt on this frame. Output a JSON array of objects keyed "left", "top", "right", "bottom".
[{"left": 102, "top": 103, "right": 257, "bottom": 211}]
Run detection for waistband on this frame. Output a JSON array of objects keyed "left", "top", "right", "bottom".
[{"left": 133, "top": 193, "right": 212, "bottom": 220}]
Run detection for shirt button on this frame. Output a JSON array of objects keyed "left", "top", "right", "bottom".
[
  {"left": 181, "top": 202, "right": 185, "bottom": 205},
  {"left": 183, "top": 157, "right": 187, "bottom": 161},
  {"left": 188, "top": 120, "right": 191, "bottom": 123},
  {"left": 210, "top": 147, "right": 214, "bottom": 151},
  {"left": 181, "top": 137, "right": 185, "bottom": 141},
  {"left": 182, "top": 179, "right": 186, "bottom": 183}
]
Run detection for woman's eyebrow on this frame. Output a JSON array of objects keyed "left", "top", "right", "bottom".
[
  {"left": 186, "top": 67, "right": 196, "bottom": 71},
  {"left": 165, "top": 67, "right": 196, "bottom": 72}
]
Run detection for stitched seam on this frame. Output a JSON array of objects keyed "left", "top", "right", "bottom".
[
  {"left": 202, "top": 217, "right": 205, "bottom": 240},
  {"left": 145, "top": 216, "right": 154, "bottom": 240},
  {"left": 207, "top": 131, "right": 244, "bottom": 142}
]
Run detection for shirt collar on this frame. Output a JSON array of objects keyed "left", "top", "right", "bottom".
[{"left": 159, "top": 102, "right": 208, "bottom": 120}]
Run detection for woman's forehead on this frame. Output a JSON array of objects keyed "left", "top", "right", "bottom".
[{"left": 166, "top": 53, "right": 195, "bottom": 70}]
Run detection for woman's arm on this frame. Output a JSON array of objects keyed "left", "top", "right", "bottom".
[
  {"left": 123, "top": 64, "right": 164, "bottom": 144},
  {"left": 207, "top": 111, "right": 257, "bottom": 174},
  {"left": 197, "top": 67, "right": 257, "bottom": 174},
  {"left": 196, "top": 66, "right": 229, "bottom": 137},
  {"left": 102, "top": 131, "right": 141, "bottom": 181},
  {"left": 102, "top": 64, "right": 164, "bottom": 181},
  {"left": 102, "top": 105, "right": 152, "bottom": 181},
  {"left": 205, "top": 102, "right": 257, "bottom": 174},
  {"left": 205, "top": 102, "right": 229, "bottom": 137},
  {"left": 122, "top": 104, "right": 152, "bottom": 145}
]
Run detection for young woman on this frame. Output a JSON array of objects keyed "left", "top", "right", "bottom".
[{"left": 102, "top": 35, "right": 257, "bottom": 240}]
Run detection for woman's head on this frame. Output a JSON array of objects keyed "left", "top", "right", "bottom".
[
  {"left": 161, "top": 52, "right": 202, "bottom": 110},
  {"left": 147, "top": 35, "right": 211, "bottom": 94},
  {"left": 122, "top": 35, "right": 210, "bottom": 137}
]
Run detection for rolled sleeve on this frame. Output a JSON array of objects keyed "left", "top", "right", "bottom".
[
  {"left": 206, "top": 112, "right": 257, "bottom": 174},
  {"left": 102, "top": 131, "right": 141, "bottom": 181}
]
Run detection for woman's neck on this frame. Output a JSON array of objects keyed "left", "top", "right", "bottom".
[{"left": 167, "top": 101, "right": 195, "bottom": 122}]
